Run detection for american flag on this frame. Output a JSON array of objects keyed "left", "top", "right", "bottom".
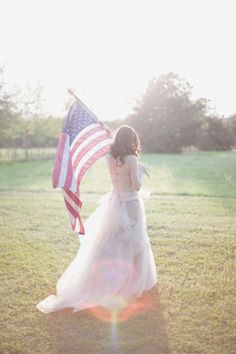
[{"left": 52, "top": 96, "right": 113, "bottom": 235}]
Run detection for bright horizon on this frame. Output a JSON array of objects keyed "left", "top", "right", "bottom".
[{"left": 1, "top": 0, "right": 236, "bottom": 120}]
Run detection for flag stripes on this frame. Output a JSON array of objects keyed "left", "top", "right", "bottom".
[{"left": 52, "top": 98, "right": 112, "bottom": 235}]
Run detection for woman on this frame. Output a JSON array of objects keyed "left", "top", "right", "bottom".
[{"left": 36, "top": 124, "right": 157, "bottom": 314}]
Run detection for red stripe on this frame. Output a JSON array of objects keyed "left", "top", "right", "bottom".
[
  {"left": 76, "top": 214, "right": 85, "bottom": 235},
  {"left": 64, "top": 154, "right": 73, "bottom": 189},
  {"left": 52, "top": 132, "right": 68, "bottom": 188},
  {"left": 77, "top": 144, "right": 111, "bottom": 184},
  {"left": 64, "top": 197, "right": 85, "bottom": 235},
  {"left": 64, "top": 189, "right": 82, "bottom": 208},
  {"left": 64, "top": 198, "right": 78, "bottom": 219},
  {"left": 72, "top": 132, "right": 109, "bottom": 172},
  {"left": 70, "top": 125, "right": 103, "bottom": 157}
]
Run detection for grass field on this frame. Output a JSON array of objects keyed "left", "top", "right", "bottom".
[{"left": 0, "top": 151, "right": 236, "bottom": 354}]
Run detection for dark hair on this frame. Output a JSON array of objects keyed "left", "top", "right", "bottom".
[{"left": 109, "top": 124, "right": 141, "bottom": 166}]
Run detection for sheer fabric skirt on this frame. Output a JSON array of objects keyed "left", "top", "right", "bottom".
[{"left": 36, "top": 190, "right": 157, "bottom": 314}]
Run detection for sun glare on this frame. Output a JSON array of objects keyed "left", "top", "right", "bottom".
[{"left": 1, "top": 0, "right": 236, "bottom": 119}]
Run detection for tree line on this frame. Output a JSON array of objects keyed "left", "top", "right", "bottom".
[
  {"left": 105, "top": 73, "right": 236, "bottom": 153},
  {"left": 0, "top": 68, "right": 236, "bottom": 159},
  {"left": 0, "top": 67, "right": 64, "bottom": 159}
]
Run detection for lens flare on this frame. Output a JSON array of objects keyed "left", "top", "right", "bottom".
[
  {"left": 85, "top": 258, "right": 155, "bottom": 323},
  {"left": 87, "top": 291, "right": 154, "bottom": 323},
  {"left": 70, "top": 258, "right": 156, "bottom": 353}
]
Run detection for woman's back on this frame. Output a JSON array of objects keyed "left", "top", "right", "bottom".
[{"left": 106, "top": 153, "right": 142, "bottom": 193}]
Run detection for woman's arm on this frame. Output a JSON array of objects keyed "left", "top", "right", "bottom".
[{"left": 129, "top": 155, "right": 147, "bottom": 191}]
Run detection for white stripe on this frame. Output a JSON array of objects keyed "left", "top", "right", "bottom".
[
  {"left": 71, "top": 130, "right": 106, "bottom": 164},
  {"left": 68, "top": 211, "right": 76, "bottom": 225},
  {"left": 74, "top": 138, "right": 112, "bottom": 179},
  {"left": 70, "top": 175, "right": 78, "bottom": 192},
  {"left": 58, "top": 135, "right": 70, "bottom": 188},
  {"left": 70, "top": 123, "right": 101, "bottom": 150},
  {"left": 63, "top": 190, "right": 81, "bottom": 214},
  {"left": 61, "top": 190, "right": 76, "bottom": 226}
]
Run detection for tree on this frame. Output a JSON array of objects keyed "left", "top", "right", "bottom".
[
  {"left": 125, "top": 72, "right": 208, "bottom": 153},
  {"left": 16, "top": 84, "right": 46, "bottom": 119},
  {"left": 226, "top": 114, "right": 236, "bottom": 146},
  {"left": 0, "top": 66, "right": 19, "bottom": 148},
  {"left": 196, "top": 116, "right": 235, "bottom": 151},
  {"left": 102, "top": 119, "right": 124, "bottom": 134},
  {"left": 13, "top": 85, "right": 62, "bottom": 158}
]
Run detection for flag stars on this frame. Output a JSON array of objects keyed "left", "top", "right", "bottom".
[{"left": 62, "top": 102, "right": 100, "bottom": 143}]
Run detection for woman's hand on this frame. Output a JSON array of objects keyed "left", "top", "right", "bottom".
[{"left": 138, "top": 164, "right": 150, "bottom": 177}]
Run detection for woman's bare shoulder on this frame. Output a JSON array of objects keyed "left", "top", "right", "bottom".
[
  {"left": 105, "top": 154, "right": 138, "bottom": 167},
  {"left": 125, "top": 154, "right": 137, "bottom": 158},
  {"left": 125, "top": 154, "right": 138, "bottom": 162}
]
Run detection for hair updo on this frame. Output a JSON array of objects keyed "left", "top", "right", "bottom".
[{"left": 109, "top": 124, "right": 141, "bottom": 166}]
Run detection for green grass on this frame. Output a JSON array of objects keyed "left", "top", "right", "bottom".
[
  {"left": 1, "top": 151, "right": 236, "bottom": 197},
  {"left": 0, "top": 151, "right": 236, "bottom": 354}
]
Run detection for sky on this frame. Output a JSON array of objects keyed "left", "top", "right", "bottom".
[{"left": 0, "top": 0, "right": 236, "bottom": 120}]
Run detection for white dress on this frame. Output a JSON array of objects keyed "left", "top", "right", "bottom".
[{"left": 36, "top": 154, "right": 157, "bottom": 314}]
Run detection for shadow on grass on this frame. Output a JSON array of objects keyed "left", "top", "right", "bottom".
[{"left": 42, "top": 287, "right": 170, "bottom": 354}]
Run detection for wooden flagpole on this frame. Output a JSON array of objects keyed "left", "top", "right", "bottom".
[{"left": 67, "top": 88, "right": 80, "bottom": 102}]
